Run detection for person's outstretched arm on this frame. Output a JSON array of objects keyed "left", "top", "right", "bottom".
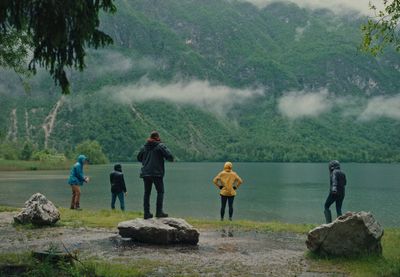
[{"left": 159, "top": 144, "right": 174, "bottom": 162}]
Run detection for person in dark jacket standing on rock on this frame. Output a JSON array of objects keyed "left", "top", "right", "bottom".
[
  {"left": 137, "top": 131, "right": 174, "bottom": 219},
  {"left": 110, "top": 164, "right": 127, "bottom": 211},
  {"left": 324, "top": 160, "right": 347, "bottom": 223}
]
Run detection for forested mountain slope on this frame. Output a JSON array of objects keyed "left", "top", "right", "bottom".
[{"left": 1, "top": 0, "right": 399, "bottom": 162}]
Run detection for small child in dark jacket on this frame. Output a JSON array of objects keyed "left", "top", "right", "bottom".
[{"left": 110, "top": 164, "right": 127, "bottom": 211}]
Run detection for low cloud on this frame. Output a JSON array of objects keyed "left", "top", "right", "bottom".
[
  {"left": 243, "top": 0, "right": 383, "bottom": 16},
  {"left": 278, "top": 89, "right": 400, "bottom": 121},
  {"left": 359, "top": 95, "right": 400, "bottom": 120},
  {"left": 103, "top": 79, "right": 264, "bottom": 116},
  {"left": 278, "top": 89, "right": 333, "bottom": 119}
]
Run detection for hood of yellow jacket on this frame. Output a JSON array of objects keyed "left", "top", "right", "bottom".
[{"left": 224, "top": 162, "right": 233, "bottom": 172}]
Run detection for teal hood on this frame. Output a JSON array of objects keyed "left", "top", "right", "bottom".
[
  {"left": 77, "top": 155, "right": 88, "bottom": 165},
  {"left": 68, "top": 154, "right": 87, "bottom": 185}
]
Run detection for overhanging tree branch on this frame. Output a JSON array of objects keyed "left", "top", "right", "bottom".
[
  {"left": 362, "top": 0, "right": 400, "bottom": 55},
  {"left": 0, "top": 0, "right": 116, "bottom": 94}
]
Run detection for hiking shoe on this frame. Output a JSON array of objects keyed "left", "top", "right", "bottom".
[
  {"left": 144, "top": 213, "right": 153, "bottom": 219},
  {"left": 229, "top": 217, "right": 232, "bottom": 221},
  {"left": 156, "top": 212, "right": 168, "bottom": 218}
]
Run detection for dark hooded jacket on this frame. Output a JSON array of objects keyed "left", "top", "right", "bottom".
[
  {"left": 137, "top": 140, "right": 174, "bottom": 178},
  {"left": 110, "top": 164, "right": 127, "bottom": 193},
  {"left": 330, "top": 164, "right": 347, "bottom": 195}
]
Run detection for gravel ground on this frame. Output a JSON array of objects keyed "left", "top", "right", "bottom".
[{"left": 0, "top": 212, "right": 346, "bottom": 276}]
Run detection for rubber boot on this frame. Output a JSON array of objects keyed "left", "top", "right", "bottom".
[
  {"left": 324, "top": 209, "right": 332, "bottom": 224},
  {"left": 156, "top": 211, "right": 168, "bottom": 218},
  {"left": 156, "top": 191, "right": 168, "bottom": 218},
  {"left": 144, "top": 212, "right": 153, "bottom": 219}
]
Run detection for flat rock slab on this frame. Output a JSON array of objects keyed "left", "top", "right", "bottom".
[
  {"left": 118, "top": 217, "right": 199, "bottom": 245},
  {"left": 14, "top": 193, "right": 60, "bottom": 226},
  {"left": 306, "top": 211, "right": 384, "bottom": 256}
]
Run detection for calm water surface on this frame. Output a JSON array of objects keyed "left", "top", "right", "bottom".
[{"left": 0, "top": 163, "right": 399, "bottom": 226}]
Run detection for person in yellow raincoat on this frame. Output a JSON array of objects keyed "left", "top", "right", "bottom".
[{"left": 213, "top": 162, "right": 243, "bottom": 221}]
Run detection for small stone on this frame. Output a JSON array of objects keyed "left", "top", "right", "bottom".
[
  {"left": 118, "top": 217, "right": 200, "bottom": 245},
  {"left": 14, "top": 193, "right": 60, "bottom": 226},
  {"left": 306, "top": 211, "right": 384, "bottom": 256}
]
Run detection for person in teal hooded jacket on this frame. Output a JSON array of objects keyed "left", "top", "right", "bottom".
[{"left": 68, "top": 155, "right": 89, "bottom": 209}]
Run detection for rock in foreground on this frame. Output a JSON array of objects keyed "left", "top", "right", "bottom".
[
  {"left": 118, "top": 217, "right": 199, "bottom": 245},
  {"left": 306, "top": 211, "right": 384, "bottom": 256},
  {"left": 14, "top": 193, "right": 60, "bottom": 225}
]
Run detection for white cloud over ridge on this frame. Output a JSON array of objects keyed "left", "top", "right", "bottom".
[
  {"left": 359, "top": 95, "right": 400, "bottom": 120},
  {"left": 278, "top": 89, "right": 332, "bottom": 119},
  {"left": 243, "top": 0, "right": 383, "bottom": 16},
  {"left": 102, "top": 78, "right": 400, "bottom": 121},
  {"left": 277, "top": 88, "right": 400, "bottom": 121},
  {"left": 103, "top": 79, "right": 264, "bottom": 116}
]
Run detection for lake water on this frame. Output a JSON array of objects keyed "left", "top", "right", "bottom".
[{"left": 0, "top": 162, "right": 399, "bottom": 226}]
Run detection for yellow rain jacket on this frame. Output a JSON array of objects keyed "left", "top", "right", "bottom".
[{"left": 213, "top": 162, "right": 243, "bottom": 197}]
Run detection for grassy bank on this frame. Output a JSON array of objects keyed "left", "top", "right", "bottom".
[
  {"left": 0, "top": 159, "right": 71, "bottom": 171},
  {"left": 0, "top": 206, "right": 18, "bottom": 212},
  {"left": 0, "top": 252, "right": 155, "bottom": 277},
  {"left": 59, "top": 208, "right": 143, "bottom": 228},
  {"left": 57, "top": 208, "right": 315, "bottom": 233},
  {"left": 1, "top": 206, "right": 400, "bottom": 276}
]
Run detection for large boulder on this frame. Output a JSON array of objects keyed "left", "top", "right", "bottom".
[
  {"left": 306, "top": 211, "right": 384, "bottom": 256},
  {"left": 14, "top": 193, "right": 60, "bottom": 225},
  {"left": 118, "top": 217, "right": 200, "bottom": 245}
]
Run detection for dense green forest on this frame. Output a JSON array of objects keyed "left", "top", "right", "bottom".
[{"left": 1, "top": 0, "right": 400, "bottom": 163}]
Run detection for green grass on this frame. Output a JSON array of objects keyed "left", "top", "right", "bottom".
[
  {"left": 0, "top": 252, "right": 32, "bottom": 265},
  {"left": 0, "top": 252, "right": 151, "bottom": 277},
  {"left": 187, "top": 218, "right": 316, "bottom": 234},
  {"left": 59, "top": 208, "right": 143, "bottom": 228},
  {"left": 0, "top": 206, "right": 19, "bottom": 212},
  {"left": 58, "top": 208, "right": 315, "bottom": 233},
  {"left": 83, "top": 259, "right": 163, "bottom": 277},
  {"left": 0, "top": 159, "right": 71, "bottom": 171},
  {"left": 308, "top": 228, "right": 400, "bottom": 277}
]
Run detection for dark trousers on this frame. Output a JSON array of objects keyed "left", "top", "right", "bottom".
[
  {"left": 324, "top": 193, "right": 345, "bottom": 218},
  {"left": 143, "top": 176, "right": 165, "bottom": 214},
  {"left": 111, "top": 192, "right": 125, "bottom": 211},
  {"left": 220, "top": 195, "right": 235, "bottom": 219}
]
